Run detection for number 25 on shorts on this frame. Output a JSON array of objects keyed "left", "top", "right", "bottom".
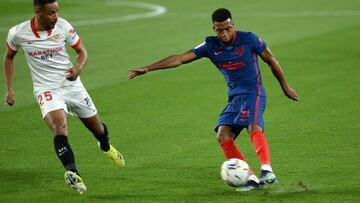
[{"left": 37, "top": 91, "right": 53, "bottom": 106}]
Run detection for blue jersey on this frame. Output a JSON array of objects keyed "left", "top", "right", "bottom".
[{"left": 192, "top": 31, "right": 267, "bottom": 100}]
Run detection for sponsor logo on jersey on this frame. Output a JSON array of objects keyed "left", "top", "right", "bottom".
[
  {"left": 218, "top": 61, "right": 246, "bottom": 70},
  {"left": 27, "top": 47, "right": 64, "bottom": 60}
]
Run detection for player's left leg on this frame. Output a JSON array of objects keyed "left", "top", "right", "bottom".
[
  {"left": 80, "top": 115, "right": 125, "bottom": 167},
  {"left": 248, "top": 125, "right": 277, "bottom": 185},
  {"left": 43, "top": 109, "right": 86, "bottom": 194},
  {"left": 63, "top": 83, "right": 125, "bottom": 167},
  {"left": 241, "top": 95, "right": 277, "bottom": 185}
]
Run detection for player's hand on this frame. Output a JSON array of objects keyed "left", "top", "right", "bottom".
[
  {"left": 128, "top": 68, "right": 149, "bottom": 80},
  {"left": 283, "top": 86, "right": 299, "bottom": 101},
  {"left": 66, "top": 67, "right": 81, "bottom": 81},
  {"left": 5, "top": 90, "right": 15, "bottom": 106}
]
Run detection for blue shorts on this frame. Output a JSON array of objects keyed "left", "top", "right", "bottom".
[{"left": 215, "top": 94, "right": 266, "bottom": 135}]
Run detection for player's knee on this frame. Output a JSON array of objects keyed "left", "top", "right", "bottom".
[
  {"left": 51, "top": 122, "right": 67, "bottom": 135},
  {"left": 216, "top": 127, "right": 234, "bottom": 143},
  {"left": 216, "top": 133, "right": 233, "bottom": 142},
  {"left": 248, "top": 124, "right": 262, "bottom": 134}
]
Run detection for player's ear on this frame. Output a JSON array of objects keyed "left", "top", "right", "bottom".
[
  {"left": 34, "top": 5, "right": 42, "bottom": 15},
  {"left": 34, "top": 7, "right": 40, "bottom": 14}
]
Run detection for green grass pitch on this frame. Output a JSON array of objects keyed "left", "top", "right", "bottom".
[{"left": 0, "top": 0, "right": 360, "bottom": 202}]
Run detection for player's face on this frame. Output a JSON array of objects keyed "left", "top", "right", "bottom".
[
  {"left": 213, "top": 19, "right": 235, "bottom": 44},
  {"left": 36, "top": 2, "right": 59, "bottom": 30}
]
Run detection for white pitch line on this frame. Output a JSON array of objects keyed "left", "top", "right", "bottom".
[
  {"left": 73, "top": 1, "right": 167, "bottom": 26},
  {"left": 241, "top": 10, "right": 360, "bottom": 18},
  {"left": 0, "top": 1, "right": 167, "bottom": 33},
  {"left": 185, "top": 10, "right": 360, "bottom": 18}
]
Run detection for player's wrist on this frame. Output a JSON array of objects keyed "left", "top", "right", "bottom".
[
  {"left": 6, "top": 87, "right": 13, "bottom": 92},
  {"left": 144, "top": 67, "right": 151, "bottom": 72},
  {"left": 73, "top": 66, "right": 83, "bottom": 74}
]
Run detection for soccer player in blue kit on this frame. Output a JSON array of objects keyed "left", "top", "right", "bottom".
[{"left": 128, "top": 8, "right": 299, "bottom": 191}]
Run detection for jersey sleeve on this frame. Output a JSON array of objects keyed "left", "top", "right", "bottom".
[
  {"left": 63, "top": 19, "right": 81, "bottom": 48},
  {"left": 249, "top": 32, "right": 267, "bottom": 55},
  {"left": 6, "top": 27, "right": 19, "bottom": 52},
  {"left": 192, "top": 41, "right": 209, "bottom": 59}
]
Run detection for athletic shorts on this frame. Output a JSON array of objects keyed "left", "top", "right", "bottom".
[
  {"left": 215, "top": 94, "right": 266, "bottom": 136},
  {"left": 34, "top": 83, "right": 97, "bottom": 119}
]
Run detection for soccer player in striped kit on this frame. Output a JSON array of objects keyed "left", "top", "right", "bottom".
[
  {"left": 128, "top": 8, "right": 298, "bottom": 191},
  {"left": 3, "top": 0, "right": 125, "bottom": 194}
]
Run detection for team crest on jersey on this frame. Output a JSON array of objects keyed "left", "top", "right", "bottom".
[
  {"left": 236, "top": 46, "right": 244, "bottom": 56},
  {"left": 51, "top": 34, "right": 64, "bottom": 42}
]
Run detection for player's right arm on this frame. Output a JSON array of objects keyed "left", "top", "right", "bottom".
[
  {"left": 3, "top": 46, "right": 17, "bottom": 106},
  {"left": 128, "top": 50, "right": 198, "bottom": 80}
]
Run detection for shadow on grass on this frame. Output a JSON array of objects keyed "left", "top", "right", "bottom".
[
  {"left": 86, "top": 182, "right": 314, "bottom": 202},
  {"left": 0, "top": 168, "right": 57, "bottom": 193}
]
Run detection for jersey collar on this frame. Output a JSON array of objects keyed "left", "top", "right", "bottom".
[
  {"left": 30, "top": 17, "right": 53, "bottom": 39},
  {"left": 230, "top": 31, "right": 238, "bottom": 45},
  {"left": 217, "top": 31, "right": 238, "bottom": 50}
]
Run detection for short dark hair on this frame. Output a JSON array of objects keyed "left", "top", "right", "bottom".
[
  {"left": 212, "top": 8, "right": 232, "bottom": 22},
  {"left": 33, "top": 0, "right": 57, "bottom": 7}
]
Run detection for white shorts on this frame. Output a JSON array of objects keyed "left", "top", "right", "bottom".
[{"left": 34, "top": 83, "right": 97, "bottom": 119}]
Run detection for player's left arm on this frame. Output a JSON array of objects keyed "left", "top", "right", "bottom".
[
  {"left": 260, "top": 47, "right": 299, "bottom": 101},
  {"left": 66, "top": 41, "right": 87, "bottom": 81}
]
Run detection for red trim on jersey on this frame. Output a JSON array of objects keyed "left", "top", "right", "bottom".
[
  {"left": 30, "top": 17, "right": 41, "bottom": 39},
  {"left": 6, "top": 42, "right": 16, "bottom": 52},
  {"left": 71, "top": 39, "right": 81, "bottom": 49},
  {"left": 230, "top": 31, "right": 238, "bottom": 45},
  {"left": 47, "top": 29, "right": 53, "bottom": 36},
  {"left": 253, "top": 53, "right": 261, "bottom": 124}
]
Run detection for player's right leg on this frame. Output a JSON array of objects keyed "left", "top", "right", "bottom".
[
  {"left": 37, "top": 88, "right": 86, "bottom": 193},
  {"left": 64, "top": 171, "right": 86, "bottom": 194},
  {"left": 216, "top": 125, "right": 261, "bottom": 191},
  {"left": 44, "top": 109, "right": 86, "bottom": 194},
  {"left": 217, "top": 125, "right": 246, "bottom": 161},
  {"left": 249, "top": 129, "right": 277, "bottom": 185},
  {"left": 215, "top": 97, "right": 248, "bottom": 162},
  {"left": 242, "top": 95, "right": 278, "bottom": 186}
]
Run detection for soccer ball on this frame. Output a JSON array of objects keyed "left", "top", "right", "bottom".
[{"left": 220, "top": 158, "right": 250, "bottom": 187}]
